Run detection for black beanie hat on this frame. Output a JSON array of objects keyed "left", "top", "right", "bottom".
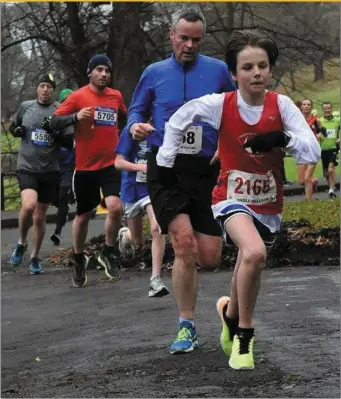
[
  {"left": 87, "top": 54, "right": 112, "bottom": 74},
  {"left": 38, "top": 73, "right": 56, "bottom": 90}
]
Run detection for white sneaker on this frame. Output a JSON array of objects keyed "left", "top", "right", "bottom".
[
  {"left": 148, "top": 275, "right": 169, "bottom": 297},
  {"left": 118, "top": 227, "right": 135, "bottom": 259}
]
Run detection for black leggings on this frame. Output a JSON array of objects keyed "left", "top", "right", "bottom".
[{"left": 55, "top": 186, "right": 70, "bottom": 234}]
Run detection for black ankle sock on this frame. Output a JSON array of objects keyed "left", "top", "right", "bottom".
[
  {"left": 237, "top": 327, "right": 255, "bottom": 338},
  {"left": 222, "top": 304, "right": 239, "bottom": 339},
  {"left": 236, "top": 327, "right": 255, "bottom": 354},
  {"left": 74, "top": 252, "right": 84, "bottom": 264}
]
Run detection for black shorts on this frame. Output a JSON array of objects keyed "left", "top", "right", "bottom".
[
  {"left": 147, "top": 151, "right": 221, "bottom": 236},
  {"left": 16, "top": 169, "right": 59, "bottom": 204},
  {"left": 73, "top": 165, "right": 121, "bottom": 215},
  {"left": 321, "top": 149, "right": 339, "bottom": 172}
]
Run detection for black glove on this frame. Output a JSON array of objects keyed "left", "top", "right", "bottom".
[
  {"left": 12, "top": 126, "right": 26, "bottom": 138},
  {"left": 320, "top": 126, "right": 327, "bottom": 138},
  {"left": 157, "top": 165, "right": 177, "bottom": 188},
  {"left": 243, "top": 131, "right": 290, "bottom": 153},
  {"left": 41, "top": 116, "right": 54, "bottom": 134},
  {"left": 68, "top": 189, "right": 76, "bottom": 205}
]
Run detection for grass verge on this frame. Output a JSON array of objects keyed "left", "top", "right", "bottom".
[
  {"left": 284, "top": 156, "right": 340, "bottom": 182},
  {"left": 282, "top": 198, "right": 339, "bottom": 229}
]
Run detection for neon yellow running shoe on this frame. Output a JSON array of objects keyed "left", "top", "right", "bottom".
[
  {"left": 229, "top": 334, "right": 255, "bottom": 370},
  {"left": 216, "top": 296, "right": 234, "bottom": 356}
]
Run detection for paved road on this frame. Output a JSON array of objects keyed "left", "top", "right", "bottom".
[
  {"left": 1, "top": 213, "right": 108, "bottom": 268},
  {"left": 1, "top": 260, "right": 340, "bottom": 398},
  {"left": 1, "top": 193, "right": 339, "bottom": 398}
]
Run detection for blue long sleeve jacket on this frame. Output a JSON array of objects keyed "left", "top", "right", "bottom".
[{"left": 127, "top": 53, "right": 235, "bottom": 158}]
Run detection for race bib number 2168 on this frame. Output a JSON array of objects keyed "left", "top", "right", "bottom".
[{"left": 227, "top": 170, "right": 277, "bottom": 205}]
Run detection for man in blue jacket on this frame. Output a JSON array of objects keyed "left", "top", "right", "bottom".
[{"left": 127, "top": 6, "right": 235, "bottom": 355}]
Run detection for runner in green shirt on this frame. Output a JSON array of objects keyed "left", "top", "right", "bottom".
[{"left": 319, "top": 102, "right": 340, "bottom": 198}]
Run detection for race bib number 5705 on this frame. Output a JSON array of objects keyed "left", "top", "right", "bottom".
[
  {"left": 227, "top": 170, "right": 277, "bottom": 205},
  {"left": 94, "top": 107, "right": 117, "bottom": 126}
]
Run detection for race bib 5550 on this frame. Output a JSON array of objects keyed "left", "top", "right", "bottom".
[{"left": 31, "top": 129, "right": 54, "bottom": 146}]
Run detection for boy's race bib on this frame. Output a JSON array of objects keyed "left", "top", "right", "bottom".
[
  {"left": 31, "top": 129, "right": 54, "bottom": 146},
  {"left": 94, "top": 107, "right": 117, "bottom": 126},
  {"left": 227, "top": 170, "right": 277, "bottom": 205}
]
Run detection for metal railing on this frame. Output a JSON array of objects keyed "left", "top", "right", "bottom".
[{"left": 1, "top": 170, "right": 19, "bottom": 211}]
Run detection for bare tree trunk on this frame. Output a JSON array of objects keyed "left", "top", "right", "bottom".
[
  {"left": 224, "top": 2, "right": 234, "bottom": 32},
  {"left": 240, "top": 3, "right": 246, "bottom": 28},
  {"left": 109, "top": 3, "right": 145, "bottom": 105},
  {"left": 314, "top": 53, "right": 325, "bottom": 81},
  {"left": 65, "top": 3, "right": 91, "bottom": 86}
]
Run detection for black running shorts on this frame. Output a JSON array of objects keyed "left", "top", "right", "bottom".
[
  {"left": 321, "top": 149, "right": 339, "bottom": 172},
  {"left": 73, "top": 165, "right": 121, "bottom": 215},
  {"left": 16, "top": 169, "right": 59, "bottom": 204},
  {"left": 147, "top": 150, "right": 221, "bottom": 236}
]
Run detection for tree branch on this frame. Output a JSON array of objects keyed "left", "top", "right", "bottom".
[{"left": 2, "top": 35, "right": 65, "bottom": 53}]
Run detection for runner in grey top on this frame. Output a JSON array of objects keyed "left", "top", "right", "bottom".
[
  {"left": 9, "top": 73, "right": 73, "bottom": 275},
  {"left": 15, "top": 99, "right": 61, "bottom": 172}
]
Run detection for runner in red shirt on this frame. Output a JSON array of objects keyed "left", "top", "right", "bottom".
[
  {"left": 51, "top": 54, "right": 127, "bottom": 287},
  {"left": 155, "top": 31, "right": 320, "bottom": 369},
  {"left": 297, "top": 98, "right": 321, "bottom": 200}
]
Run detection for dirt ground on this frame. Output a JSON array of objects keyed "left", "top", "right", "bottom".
[{"left": 1, "top": 262, "right": 339, "bottom": 398}]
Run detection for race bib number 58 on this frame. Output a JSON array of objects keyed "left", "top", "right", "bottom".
[
  {"left": 94, "top": 107, "right": 117, "bottom": 126},
  {"left": 227, "top": 170, "right": 277, "bottom": 205},
  {"left": 178, "top": 125, "right": 202, "bottom": 155}
]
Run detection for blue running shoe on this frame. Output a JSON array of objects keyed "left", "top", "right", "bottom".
[
  {"left": 10, "top": 243, "right": 28, "bottom": 266},
  {"left": 169, "top": 320, "right": 199, "bottom": 354},
  {"left": 29, "top": 257, "right": 41, "bottom": 274}
]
